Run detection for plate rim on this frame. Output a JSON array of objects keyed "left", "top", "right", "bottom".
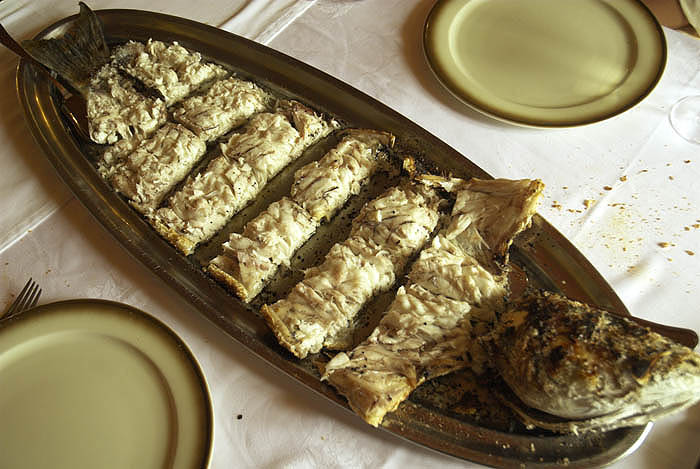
[
  {"left": 422, "top": 0, "right": 668, "bottom": 128},
  {"left": 0, "top": 298, "right": 214, "bottom": 469}
]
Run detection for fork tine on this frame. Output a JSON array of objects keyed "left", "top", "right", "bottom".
[
  {"left": 3, "top": 278, "right": 41, "bottom": 320},
  {"left": 5, "top": 278, "right": 34, "bottom": 317},
  {"left": 27, "top": 285, "right": 42, "bottom": 309}
]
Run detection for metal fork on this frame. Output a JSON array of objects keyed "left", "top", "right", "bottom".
[{"left": 2, "top": 278, "right": 42, "bottom": 321}]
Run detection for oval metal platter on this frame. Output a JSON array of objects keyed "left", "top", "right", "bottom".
[{"left": 17, "top": 8, "right": 655, "bottom": 468}]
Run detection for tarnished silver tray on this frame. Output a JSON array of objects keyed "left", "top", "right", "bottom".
[{"left": 16, "top": 8, "right": 665, "bottom": 468}]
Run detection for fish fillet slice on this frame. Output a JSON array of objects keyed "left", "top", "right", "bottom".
[
  {"left": 291, "top": 129, "right": 394, "bottom": 221},
  {"left": 151, "top": 101, "right": 337, "bottom": 255},
  {"left": 108, "top": 123, "right": 206, "bottom": 213},
  {"left": 207, "top": 197, "right": 317, "bottom": 301},
  {"left": 113, "top": 39, "right": 227, "bottom": 106},
  {"left": 323, "top": 284, "right": 477, "bottom": 426},
  {"left": 409, "top": 234, "right": 507, "bottom": 321},
  {"left": 262, "top": 237, "right": 397, "bottom": 358},
  {"left": 173, "top": 75, "right": 271, "bottom": 142},
  {"left": 348, "top": 184, "right": 443, "bottom": 267},
  {"left": 420, "top": 176, "right": 544, "bottom": 270},
  {"left": 262, "top": 184, "right": 440, "bottom": 358},
  {"left": 206, "top": 128, "right": 394, "bottom": 300},
  {"left": 87, "top": 64, "right": 167, "bottom": 144},
  {"left": 322, "top": 235, "right": 504, "bottom": 426},
  {"left": 324, "top": 177, "right": 544, "bottom": 426}
]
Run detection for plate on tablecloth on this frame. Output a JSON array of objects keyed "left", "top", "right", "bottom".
[
  {"left": 424, "top": 0, "right": 666, "bottom": 127},
  {"left": 0, "top": 300, "right": 212, "bottom": 469}
]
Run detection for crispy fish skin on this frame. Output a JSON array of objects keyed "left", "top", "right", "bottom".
[
  {"left": 151, "top": 101, "right": 337, "bottom": 255},
  {"left": 173, "top": 75, "right": 271, "bottom": 142},
  {"left": 87, "top": 64, "right": 167, "bottom": 145},
  {"left": 207, "top": 197, "right": 317, "bottom": 302},
  {"left": 420, "top": 176, "right": 544, "bottom": 270},
  {"left": 113, "top": 39, "right": 227, "bottom": 106},
  {"left": 489, "top": 291, "right": 700, "bottom": 433}
]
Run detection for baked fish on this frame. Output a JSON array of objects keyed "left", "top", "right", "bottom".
[
  {"left": 22, "top": 4, "right": 170, "bottom": 146},
  {"left": 207, "top": 196, "right": 317, "bottom": 302},
  {"left": 86, "top": 64, "right": 167, "bottom": 145},
  {"left": 106, "top": 122, "right": 207, "bottom": 213},
  {"left": 487, "top": 290, "right": 700, "bottom": 433},
  {"left": 207, "top": 128, "right": 393, "bottom": 300},
  {"left": 113, "top": 39, "right": 227, "bottom": 106},
  {"left": 419, "top": 175, "right": 545, "bottom": 272},
  {"left": 172, "top": 75, "right": 271, "bottom": 142},
  {"left": 262, "top": 183, "right": 441, "bottom": 358},
  {"left": 290, "top": 129, "right": 394, "bottom": 222},
  {"left": 323, "top": 177, "right": 544, "bottom": 426},
  {"left": 151, "top": 100, "right": 337, "bottom": 254}
]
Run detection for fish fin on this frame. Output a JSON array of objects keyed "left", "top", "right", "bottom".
[{"left": 21, "top": 2, "right": 109, "bottom": 94}]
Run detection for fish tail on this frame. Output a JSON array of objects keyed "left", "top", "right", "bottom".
[{"left": 21, "top": 2, "right": 109, "bottom": 93}]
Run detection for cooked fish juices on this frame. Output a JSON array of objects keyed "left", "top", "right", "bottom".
[
  {"left": 262, "top": 183, "right": 441, "bottom": 359},
  {"left": 87, "top": 64, "right": 167, "bottom": 145},
  {"left": 208, "top": 129, "right": 394, "bottom": 302},
  {"left": 113, "top": 39, "right": 227, "bottom": 106},
  {"left": 152, "top": 101, "right": 338, "bottom": 255},
  {"left": 323, "top": 177, "right": 544, "bottom": 427}
]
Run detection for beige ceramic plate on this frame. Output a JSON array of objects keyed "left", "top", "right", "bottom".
[
  {"left": 424, "top": 0, "right": 666, "bottom": 127},
  {"left": 0, "top": 300, "right": 212, "bottom": 469}
]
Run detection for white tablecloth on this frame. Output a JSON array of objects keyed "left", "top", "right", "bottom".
[{"left": 1, "top": 1, "right": 699, "bottom": 468}]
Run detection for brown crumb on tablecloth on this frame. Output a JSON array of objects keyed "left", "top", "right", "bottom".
[
  {"left": 583, "top": 199, "right": 595, "bottom": 209},
  {"left": 658, "top": 242, "right": 671, "bottom": 248},
  {"left": 620, "top": 175, "right": 627, "bottom": 182},
  {"left": 603, "top": 185, "right": 612, "bottom": 191},
  {"left": 686, "top": 250, "right": 695, "bottom": 256}
]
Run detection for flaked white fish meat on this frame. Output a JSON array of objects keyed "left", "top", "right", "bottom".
[
  {"left": 323, "top": 177, "right": 544, "bottom": 426},
  {"left": 262, "top": 183, "right": 440, "bottom": 358}
]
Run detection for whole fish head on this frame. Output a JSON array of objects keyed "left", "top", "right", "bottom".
[{"left": 489, "top": 291, "right": 700, "bottom": 433}]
